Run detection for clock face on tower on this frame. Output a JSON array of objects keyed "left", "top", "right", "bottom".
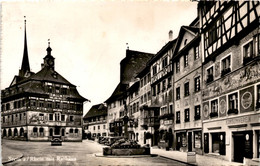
[{"left": 47, "top": 59, "right": 54, "bottom": 66}]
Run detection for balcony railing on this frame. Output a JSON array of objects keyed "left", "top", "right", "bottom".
[{"left": 221, "top": 67, "right": 231, "bottom": 76}]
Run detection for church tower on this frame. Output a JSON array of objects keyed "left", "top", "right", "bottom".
[{"left": 19, "top": 16, "right": 31, "bottom": 77}]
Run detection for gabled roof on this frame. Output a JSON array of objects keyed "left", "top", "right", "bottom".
[
  {"left": 172, "top": 26, "right": 200, "bottom": 57},
  {"left": 148, "top": 39, "right": 177, "bottom": 65},
  {"left": 105, "top": 83, "right": 127, "bottom": 103},
  {"left": 83, "top": 103, "right": 107, "bottom": 119}
]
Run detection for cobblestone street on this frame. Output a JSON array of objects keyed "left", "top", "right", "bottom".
[{"left": 2, "top": 139, "right": 189, "bottom": 166}]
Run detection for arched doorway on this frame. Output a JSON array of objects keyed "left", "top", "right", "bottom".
[
  {"left": 33, "top": 127, "right": 38, "bottom": 137},
  {"left": 49, "top": 128, "right": 53, "bottom": 137},
  {"left": 8, "top": 128, "right": 12, "bottom": 137},
  {"left": 20, "top": 128, "right": 24, "bottom": 137},
  {"left": 39, "top": 127, "right": 44, "bottom": 137},
  {"left": 14, "top": 128, "right": 18, "bottom": 136},
  {"left": 3, "top": 129, "right": 7, "bottom": 137}
]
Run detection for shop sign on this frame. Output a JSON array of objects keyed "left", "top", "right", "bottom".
[
  {"left": 226, "top": 116, "right": 250, "bottom": 125},
  {"left": 240, "top": 86, "right": 254, "bottom": 113}
]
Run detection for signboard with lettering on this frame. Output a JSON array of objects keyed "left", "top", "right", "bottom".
[
  {"left": 203, "top": 101, "right": 209, "bottom": 120},
  {"left": 219, "top": 95, "right": 227, "bottom": 117},
  {"left": 240, "top": 86, "right": 254, "bottom": 113}
]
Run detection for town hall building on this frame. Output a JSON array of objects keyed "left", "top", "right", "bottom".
[{"left": 1, "top": 19, "right": 87, "bottom": 141}]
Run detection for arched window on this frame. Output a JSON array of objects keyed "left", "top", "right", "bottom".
[
  {"left": 69, "top": 128, "right": 73, "bottom": 133},
  {"left": 14, "top": 128, "right": 18, "bottom": 136},
  {"left": 20, "top": 128, "right": 24, "bottom": 137},
  {"left": 33, "top": 127, "right": 38, "bottom": 136},
  {"left": 40, "top": 127, "right": 44, "bottom": 137},
  {"left": 49, "top": 128, "right": 53, "bottom": 137}
]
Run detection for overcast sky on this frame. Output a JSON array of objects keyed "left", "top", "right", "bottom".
[{"left": 1, "top": 0, "right": 198, "bottom": 115}]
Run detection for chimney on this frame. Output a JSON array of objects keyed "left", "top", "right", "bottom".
[{"left": 169, "top": 30, "right": 173, "bottom": 41}]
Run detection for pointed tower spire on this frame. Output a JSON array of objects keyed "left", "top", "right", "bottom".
[{"left": 19, "top": 16, "right": 30, "bottom": 77}]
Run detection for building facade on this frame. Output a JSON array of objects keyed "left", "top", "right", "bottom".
[
  {"left": 172, "top": 21, "right": 203, "bottom": 154},
  {"left": 198, "top": 1, "right": 260, "bottom": 162},
  {"left": 83, "top": 104, "right": 108, "bottom": 139},
  {"left": 106, "top": 49, "right": 154, "bottom": 137},
  {"left": 149, "top": 32, "right": 176, "bottom": 148},
  {"left": 1, "top": 21, "right": 87, "bottom": 142}
]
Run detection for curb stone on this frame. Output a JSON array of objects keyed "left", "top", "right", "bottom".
[{"left": 157, "top": 155, "right": 197, "bottom": 166}]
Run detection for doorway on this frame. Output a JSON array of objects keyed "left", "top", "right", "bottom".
[
  {"left": 233, "top": 131, "right": 253, "bottom": 163},
  {"left": 54, "top": 126, "right": 61, "bottom": 135},
  {"left": 188, "top": 132, "right": 192, "bottom": 152}
]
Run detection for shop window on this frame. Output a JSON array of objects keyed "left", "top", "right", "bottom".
[
  {"left": 211, "top": 133, "right": 226, "bottom": 155},
  {"left": 206, "top": 66, "right": 214, "bottom": 83},
  {"left": 194, "top": 105, "right": 201, "bottom": 120},
  {"left": 184, "top": 54, "right": 189, "bottom": 67},
  {"left": 184, "top": 109, "right": 190, "bottom": 122},
  {"left": 176, "top": 59, "right": 180, "bottom": 73},
  {"left": 176, "top": 111, "right": 180, "bottom": 124},
  {"left": 194, "top": 76, "right": 200, "bottom": 92},
  {"left": 221, "top": 55, "right": 231, "bottom": 76},
  {"left": 49, "top": 114, "right": 53, "bottom": 121},
  {"left": 176, "top": 87, "right": 180, "bottom": 100},
  {"left": 184, "top": 82, "right": 190, "bottom": 97},
  {"left": 194, "top": 46, "right": 199, "bottom": 60},
  {"left": 256, "top": 85, "right": 260, "bottom": 109},
  {"left": 210, "top": 99, "right": 218, "bottom": 118},
  {"left": 228, "top": 93, "right": 238, "bottom": 114}
]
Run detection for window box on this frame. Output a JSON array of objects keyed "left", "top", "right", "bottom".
[
  {"left": 206, "top": 74, "right": 214, "bottom": 83},
  {"left": 221, "top": 67, "right": 231, "bottom": 76},
  {"left": 210, "top": 112, "right": 218, "bottom": 118},
  {"left": 194, "top": 115, "right": 201, "bottom": 120},
  {"left": 227, "top": 109, "right": 238, "bottom": 115}
]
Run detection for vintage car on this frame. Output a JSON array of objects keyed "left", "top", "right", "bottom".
[{"left": 51, "top": 135, "right": 62, "bottom": 146}]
